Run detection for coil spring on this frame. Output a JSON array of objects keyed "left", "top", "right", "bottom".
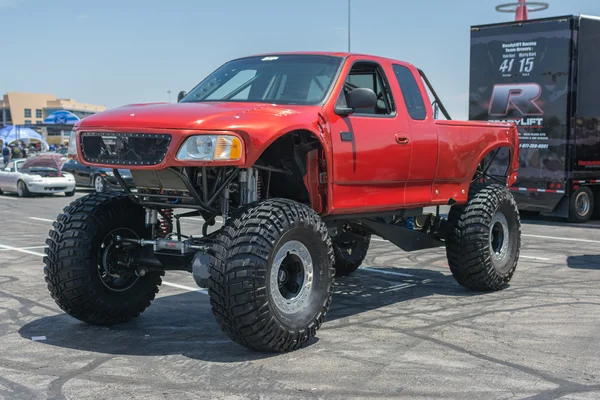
[
  {"left": 159, "top": 209, "right": 173, "bottom": 237},
  {"left": 257, "top": 175, "right": 262, "bottom": 200}
]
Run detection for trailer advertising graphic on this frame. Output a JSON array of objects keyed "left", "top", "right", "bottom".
[{"left": 469, "top": 19, "right": 572, "bottom": 189}]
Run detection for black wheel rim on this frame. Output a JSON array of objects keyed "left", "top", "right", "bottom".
[
  {"left": 97, "top": 228, "right": 140, "bottom": 292},
  {"left": 337, "top": 239, "right": 359, "bottom": 256},
  {"left": 334, "top": 227, "right": 367, "bottom": 257},
  {"left": 270, "top": 240, "right": 313, "bottom": 314},
  {"left": 489, "top": 210, "right": 511, "bottom": 272}
]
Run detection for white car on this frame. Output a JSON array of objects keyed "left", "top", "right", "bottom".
[{"left": 0, "top": 154, "right": 76, "bottom": 197}]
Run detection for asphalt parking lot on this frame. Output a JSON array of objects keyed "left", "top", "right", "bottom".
[{"left": 0, "top": 192, "right": 599, "bottom": 400}]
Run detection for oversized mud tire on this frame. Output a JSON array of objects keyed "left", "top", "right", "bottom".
[
  {"left": 208, "top": 199, "right": 334, "bottom": 352},
  {"left": 446, "top": 183, "right": 521, "bottom": 291},
  {"left": 568, "top": 187, "right": 594, "bottom": 223},
  {"left": 332, "top": 229, "right": 370, "bottom": 276},
  {"left": 44, "top": 192, "right": 163, "bottom": 325}
]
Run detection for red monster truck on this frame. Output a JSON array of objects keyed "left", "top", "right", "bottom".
[{"left": 44, "top": 53, "right": 521, "bottom": 352}]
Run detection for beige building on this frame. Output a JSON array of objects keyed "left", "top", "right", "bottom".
[{"left": 1, "top": 92, "right": 106, "bottom": 126}]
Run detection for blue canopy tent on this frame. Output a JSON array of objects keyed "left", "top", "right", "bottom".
[{"left": 0, "top": 125, "right": 50, "bottom": 151}]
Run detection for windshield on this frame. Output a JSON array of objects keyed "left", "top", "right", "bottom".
[{"left": 181, "top": 55, "right": 343, "bottom": 105}]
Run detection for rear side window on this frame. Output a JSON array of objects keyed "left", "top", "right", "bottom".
[{"left": 392, "top": 65, "right": 427, "bottom": 120}]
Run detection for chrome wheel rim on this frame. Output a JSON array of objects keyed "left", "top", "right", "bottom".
[
  {"left": 17, "top": 182, "right": 24, "bottom": 197},
  {"left": 94, "top": 176, "right": 104, "bottom": 192},
  {"left": 490, "top": 211, "right": 510, "bottom": 270},
  {"left": 269, "top": 240, "right": 313, "bottom": 314},
  {"left": 575, "top": 191, "right": 590, "bottom": 217}
]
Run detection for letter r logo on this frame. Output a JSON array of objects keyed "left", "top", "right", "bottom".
[{"left": 489, "top": 84, "right": 543, "bottom": 116}]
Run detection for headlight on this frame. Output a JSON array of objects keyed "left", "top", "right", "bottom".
[
  {"left": 67, "top": 129, "right": 78, "bottom": 157},
  {"left": 104, "top": 170, "right": 114, "bottom": 176},
  {"left": 177, "top": 135, "right": 242, "bottom": 161}
]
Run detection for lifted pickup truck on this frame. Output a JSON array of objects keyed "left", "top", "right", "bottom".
[{"left": 44, "top": 52, "right": 521, "bottom": 352}]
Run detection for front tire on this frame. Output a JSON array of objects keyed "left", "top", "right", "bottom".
[
  {"left": 568, "top": 187, "right": 594, "bottom": 223},
  {"left": 64, "top": 189, "right": 76, "bottom": 197},
  {"left": 44, "top": 192, "right": 163, "bottom": 325},
  {"left": 208, "top": 199, "right": 334, "bottom": 352},
  {"left": 446, "top": 183, "right": 521, "bottom": 291},
  {"left": 17, "top": 180, "right": 30, "bottom": 197}
]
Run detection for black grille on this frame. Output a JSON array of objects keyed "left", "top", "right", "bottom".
[{"left": 80, "top": 132, "right": 171, "bottom": 166}]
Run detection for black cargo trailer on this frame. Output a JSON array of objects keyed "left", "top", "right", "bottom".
[{"left": 469, "top": 15, "right": 600, "bottom": 222}]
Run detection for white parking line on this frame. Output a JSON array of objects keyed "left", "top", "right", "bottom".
[
  {"left": 361, "top": 267, "right": 415, "bottom": 278},
  {"left": 372, "top": 237, "right": 552, "bottom": 262},
  {"left": 0, "top": 244, "right": 46, "bottom": 257},
  {"left": 161, "top": 281, "right": 208, "bottom": 295},
  {"left": 520, "top": 255, "right": 551, "bottom": 261},
  {"left": 0, "top": 245, "right": 47, "bottom": 252},
  {"left": 28, "top": 217, "right": 55, "bottom": 223},
  {"left": 523, "top": 234, "right": 600, "bottom": 244},
  {"left": 0, "top": 243, "right": 206, "bottom": 295}
]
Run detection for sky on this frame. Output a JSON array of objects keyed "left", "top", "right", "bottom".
[{"left": 2, "top": 0, "right": 600, "bottom": 120}]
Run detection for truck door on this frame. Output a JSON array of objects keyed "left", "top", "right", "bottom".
[
  {"left": 328, "top": 60, "right": 412, "bottom": 213},
  {"left": 390, "top": 64, "right": 439, "bottom": 205}
]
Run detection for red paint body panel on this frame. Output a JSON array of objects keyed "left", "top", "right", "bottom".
[{"left": 74, "top": 52, "right": 519, "bottom": 216}]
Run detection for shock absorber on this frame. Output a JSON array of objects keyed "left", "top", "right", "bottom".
[{"left": 159, "top": 209, "right": 174, "bottom": 237}]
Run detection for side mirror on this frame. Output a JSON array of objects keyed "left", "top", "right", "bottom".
[
  {"left": 3, "top": 168, "right": 10, "bottom": 172},
  {"left": 177, "top": 91, "right": 187, "bottom": 103},
  {"left": 335, "top": 88, "right": 378, "bottom": 117},
  {"left": 348, "top": 88, "right": 377, "bottom": 109}
]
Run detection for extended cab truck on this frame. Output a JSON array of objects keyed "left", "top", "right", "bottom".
[{"left": 44, "top": 53, "right": 521, "bottom": 352}]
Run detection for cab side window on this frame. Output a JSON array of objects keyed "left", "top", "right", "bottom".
[
  {"left": 392, "top": 64, "right": 427, "bottom": 120},
  {"left": 338, "top": 62, "right": 395, "bottom": 116}
]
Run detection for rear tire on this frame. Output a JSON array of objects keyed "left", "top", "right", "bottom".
[
  {"left": 332, "top": 228, "right": 370, "bottom": 276},
  {"left": 568, "top": 187, "right": 594, "bottom": 223},
  {"left": 208, "top": 199, "right": 334, "bottom": 352},
  {"left": 44, "top": 192, "right": 163, "bottom": 325},
  {"left": 446, "top": 183, "right": 521, "bottom": 291}
]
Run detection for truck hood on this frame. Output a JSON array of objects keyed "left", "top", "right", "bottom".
[{"left": 77, "top": 102, "right": 318, "bottom": 131}]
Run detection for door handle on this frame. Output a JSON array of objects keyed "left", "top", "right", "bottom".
[{"left": 395, "top": 134, "right": 409, "bottom": 145}]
